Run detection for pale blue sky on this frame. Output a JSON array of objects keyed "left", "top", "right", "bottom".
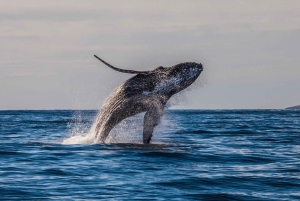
[{"left": 1, "top": 0, "right": 299, "bottom": 109}]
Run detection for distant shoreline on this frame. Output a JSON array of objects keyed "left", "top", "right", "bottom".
[{"left": 285, "top": 105, "right": 300, "bottom": 110}]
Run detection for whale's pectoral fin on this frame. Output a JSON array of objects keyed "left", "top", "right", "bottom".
[{"left": 143, "top": 103, "right": 164, "bottom": 144}]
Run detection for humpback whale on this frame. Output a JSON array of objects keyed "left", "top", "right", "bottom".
[{"left": 92, "top": 55, "right": 203, "bottom": 144}]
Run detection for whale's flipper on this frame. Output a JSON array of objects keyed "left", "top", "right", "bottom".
[
  {"left": 94, "top": 55, "right": 150, "bottom": 75},
  {"left": 143, "top": 102, "right": 164, "bottom": 144}
]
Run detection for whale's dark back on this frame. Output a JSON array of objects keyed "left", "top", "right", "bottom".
[{"left": 122, "top": 74, "right": 157, "bottom": 97}]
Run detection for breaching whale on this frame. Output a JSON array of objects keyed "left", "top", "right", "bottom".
[{"left": 92, "top": 55, "right": 203, "bottom": 144}]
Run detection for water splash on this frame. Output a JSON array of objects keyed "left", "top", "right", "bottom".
[
  {"left": 61, "top": 111, "right": 171, "bottom": 145},
  {"left": 62, "top": 111, "right": 145, "bottom": 145},
  {"left": 61, "top": 133, "right": 95, "bottom": 145},
  {"left": 106, "top": 113, "right": 144, "bottom": 143},
  {"left": 62, "top": 111, "right": 96, "bottom": 145},
  {"left": 167, "top": 80, "right": 206, "bottom": 108}
]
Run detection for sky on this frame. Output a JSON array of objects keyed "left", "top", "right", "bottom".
[{"left": 1, "top": 0, "right": 300, "bottom": 110}]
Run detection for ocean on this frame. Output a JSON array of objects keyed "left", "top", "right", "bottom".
[{"left": 0, "top": 110, "right": 299, "bottom": 200}]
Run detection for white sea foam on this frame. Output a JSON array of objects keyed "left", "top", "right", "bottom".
[{"left": 62, "top": 132, "right": 96, "bottom": 145}]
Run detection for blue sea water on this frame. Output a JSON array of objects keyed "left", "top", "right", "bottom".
[{"left": 0, "top": 110, "right": 299, "bottom": 200}]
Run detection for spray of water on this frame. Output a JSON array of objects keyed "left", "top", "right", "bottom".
[
  {"left": 62, "top": 111, "right": 96, "bottom": 145},
  {"left": 62, "top": 112, "right": 144, "bottom": 145},
  {"left": 167, "top": 79, "right": 207, "bottom": 108},
  {"left": 106, "top": 113, "right": 144, "bottom": 144}
]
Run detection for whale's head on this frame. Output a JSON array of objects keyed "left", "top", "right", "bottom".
[{"left": 152, "top": 62, "right": 203, "bottom": 96}]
